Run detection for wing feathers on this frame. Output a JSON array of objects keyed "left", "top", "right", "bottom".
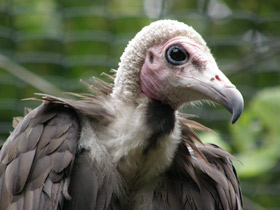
[
  {"left": 6, "top": 150, "right": 36, "bottom": 195},
  {"left": 22, "top": 125, "right": 44, "bottom": 152},
  {"left": 63, "top": 151, "right": 114, "bottom": 210},
  {"left": 51, "top": 151, "right": 73, "bottom": 174},
  {"left": 0, "top": 103, "right": 80, "bottom": 210},
  {"left": 45, "top": 132, "right": 68, "bottom": 155}
]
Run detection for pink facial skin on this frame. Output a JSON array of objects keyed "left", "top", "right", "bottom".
[
  {"left": 140, "top": 36, "right": 213, "bottom": 109},
  {"left": 140, "top": 36, "right": 243, "bottom": 123},
  {"left": 140, "top": 45, "right": 169, "bottom": 101}
]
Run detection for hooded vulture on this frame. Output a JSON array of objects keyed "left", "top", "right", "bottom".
[{"left": 0, "top": 20, "right": 244, "bottom": 210}]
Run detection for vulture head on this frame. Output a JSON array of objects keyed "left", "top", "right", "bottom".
[{"left": 112, "top": 19, "right": 243, "bottom": 123}]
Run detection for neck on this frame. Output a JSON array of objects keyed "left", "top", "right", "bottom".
[
  {"left": 144, "top": 99, "right": 176, "bottom": 153},
  {"left": 106, "top": 95, "right": 180, "bottom": 178},
  {"left": 109, "top": 95, "right": 177, "bottom": 153}
]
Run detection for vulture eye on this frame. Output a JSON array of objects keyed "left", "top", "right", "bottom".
[{"left": 166, "top": 45, "right": 189, "bottom": 66}]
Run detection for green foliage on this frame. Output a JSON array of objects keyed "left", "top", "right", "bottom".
[
  {"left": 232, "top": 87, "right": 280, "bottom": 177},
  {"left": 199, "top": 132, "right": 231, "bottom": 152}
]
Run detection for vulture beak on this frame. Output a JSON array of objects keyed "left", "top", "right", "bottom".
[
  {"left": 210, "top": 85, "right": 244, "bottom": 124},
  {"left": 179, "top": 65, "right": 244, "bottom": 124}
]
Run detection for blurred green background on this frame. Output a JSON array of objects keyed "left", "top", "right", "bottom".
[{"left": 0, "top": 0, "right": 279, "bottom": 209}]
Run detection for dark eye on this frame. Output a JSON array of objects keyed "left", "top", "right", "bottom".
[{"left": 166, "top": 45, "right": 189, "bottom": 66}]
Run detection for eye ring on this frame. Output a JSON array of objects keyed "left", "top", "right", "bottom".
[{"left": 165, "top": 45, "right": 189, "bottom": 66}]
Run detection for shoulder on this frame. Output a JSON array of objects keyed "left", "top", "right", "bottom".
[{"left": 0, "top": 102, "right": 81, "bottom": 210}]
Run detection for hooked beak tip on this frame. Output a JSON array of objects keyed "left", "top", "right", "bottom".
[
  {"left": 223, "top": 88, "right": 244, "bottom": 124},
  {"left": 231, "top": 105, "right": 243, "bottom": 124}
]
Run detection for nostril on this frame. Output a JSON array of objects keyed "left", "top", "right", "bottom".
[{"left": 215, "top": 75, "right": 221, "bottom": 81}]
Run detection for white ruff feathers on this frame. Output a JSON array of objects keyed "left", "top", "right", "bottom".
[{"left": 112, "top": 19, "right": 208, "bottom": 102}]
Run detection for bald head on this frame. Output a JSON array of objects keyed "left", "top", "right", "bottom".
[
  {"left": 112, "top": 20, "right": 209, "bottom": 101},
  {"left": 112, "top": 20, "right": 243, "bottom": 122}
]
